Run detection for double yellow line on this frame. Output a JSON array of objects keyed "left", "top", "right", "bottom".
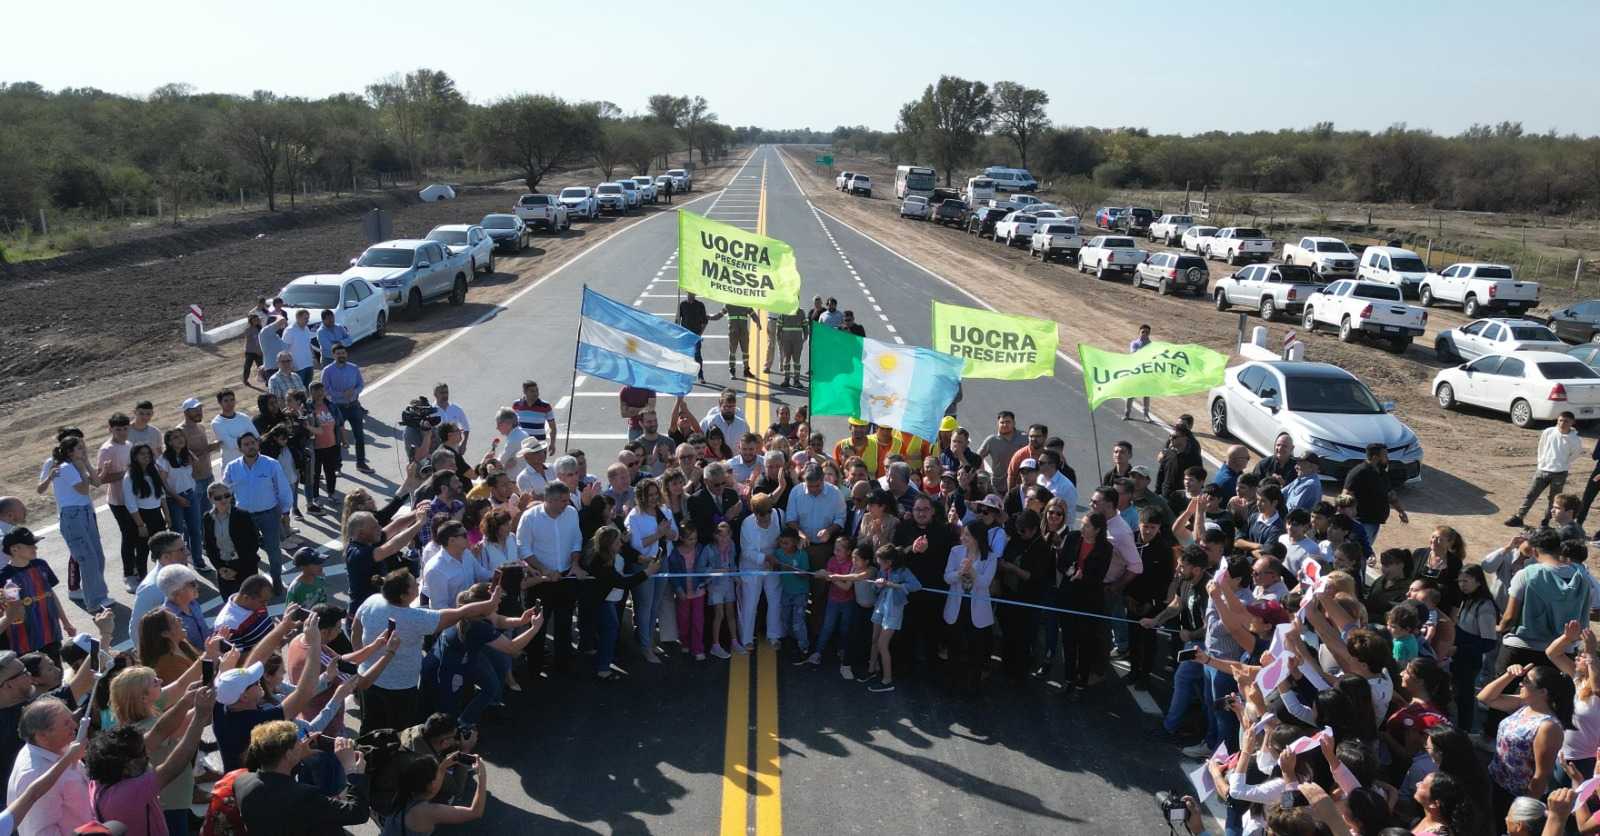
[{"left": 720, "top": 155, "right": 783, "bottom": 836}]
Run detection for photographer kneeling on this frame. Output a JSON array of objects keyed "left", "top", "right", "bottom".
[
  {"left": 400, "top": 713, "right": 476, "bottom": 805},
  {"left": 235, "top": 719, "right": 370, "bottom": 833}
]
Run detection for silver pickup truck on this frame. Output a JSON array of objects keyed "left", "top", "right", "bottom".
[
  {"left": 1212, "top": 262, "right": 1324, "bottom": 322},
  {"left": 342, "top": 239, "right": 472, "bottom": 319}
]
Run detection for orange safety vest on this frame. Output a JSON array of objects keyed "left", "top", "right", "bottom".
[
  {"left": 833, "top": 435, "right": 879, "bottom": 471},
  {"left": 871, "top": 431, "right": 931, "bottom": 476}
]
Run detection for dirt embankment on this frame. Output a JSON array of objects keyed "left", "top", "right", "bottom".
[
  {"left": 780, "top": 146, "right": 1565, "bottom": 557},
  {"left": 2, "top": 152, "right": 750, "bottom": 520}
]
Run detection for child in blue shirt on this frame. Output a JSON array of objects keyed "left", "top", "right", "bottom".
[
  {"left": 868, "top": 544, "right": 920, "bottom": 693},
  {"left": 772, "top": 527, "right": 811, "bottom": 656}
]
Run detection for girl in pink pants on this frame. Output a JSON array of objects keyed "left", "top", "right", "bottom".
[{"left": 668, "top": 525, "right": 714, "bottom": 660}]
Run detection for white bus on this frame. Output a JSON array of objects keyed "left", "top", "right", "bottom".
[{"left": 895, "top": 165, "right": 937, "bottom": 200}]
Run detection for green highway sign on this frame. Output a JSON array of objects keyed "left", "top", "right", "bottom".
[{"left": 816, "top": 155, "right": 833, "bottom": 166}]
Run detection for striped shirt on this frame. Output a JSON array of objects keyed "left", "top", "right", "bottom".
[
  {"left": 513, "top": 398, "right": 555, "bottom": 440},
  {"left": 0, "top": 560, "right": 62, "bottom": 653}
]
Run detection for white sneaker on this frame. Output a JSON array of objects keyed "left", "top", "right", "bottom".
[
  {"left": 694, "top": 653, "right": 707, "bottom": 661},
  {"left": 839, "top": 665, "right": 854, "bottom": 681},
  {"left": 710, "top": 645, "right": 731, "bottom": 659}
]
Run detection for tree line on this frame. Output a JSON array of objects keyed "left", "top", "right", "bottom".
[
  {"left": 0, "top": 71, "right": 739, "bottom": 229},
  {"left": 830, "top": 75, "right": 1600, "bottom": 214}
]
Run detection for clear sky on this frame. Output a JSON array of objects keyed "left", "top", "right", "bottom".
[{"left": 6, "top": 0, "right": 1599, "bottom": 136}]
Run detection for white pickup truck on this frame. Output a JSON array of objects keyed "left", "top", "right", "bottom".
[
  {"left": 993, "top": 212, "right": 1041, "bottom": 248},
  {"left": 1077, "top": 235, "right": 1148, "bottom": 280},
  {"left": 1028, "top": 222, "right": 1083, "bottom": 263},
  {"left": 1418, "top": 262, "right": 1540, "bottom": 317},
  {"left": 1282, "top": 236, "right": 1360, "bottom": 280},
  {"left": 424, "top": 224, "right": 496, "bottom": 277},
  {"left": 1205, "top": 227, "right": 1274, "bottom": 265},
  {"left": 515, "top": 193, "right": 570, "bottom": 231},
  {"left": 1213, "top": 263, "right": 1323, "bottom": 322},
  {"left": 1301, "top": 280, "right": 1428, "bottom": 353},
  {"left": 342, "top": 239, "right": 472, "bottom": 319},
  {"left": 667, "top": 168, "right": 692, "bottom": 192},
  {"left": 1148, "top": 214, "right": 1195, "bottom": 245}
]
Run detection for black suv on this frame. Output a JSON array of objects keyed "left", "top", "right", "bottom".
[
  {"left": 966, "top": 206, "right": 1009, "bottom": 239},
  {"left": 1113, "top": 207, "right": 1156, "bottom": 235}
]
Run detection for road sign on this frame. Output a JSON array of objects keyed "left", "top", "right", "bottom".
[{"left": 816, "top": 155, "right": 834, "bottom": 166}]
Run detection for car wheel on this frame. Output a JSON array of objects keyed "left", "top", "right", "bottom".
[
  {"left": 484, "top": 255, "right": 495, "bottom": 275},
  {"left": 1419, "top": 287, "right": 1435, "bottom": 307},
  {"left": 1210, "top": 399, "right": 1231, "bottom": 438},
  {"left": 1434, "top": 337, "right": 1457, "bottom": 362},
  {"left": 1095, "top": 263, "right": 1107, "bottom": 280},
  {"left": 1339, "top": 316, "right": 1356, "bottom": 343},
  {"left": 405, "top": 289, "right": 423, "bottom": 319},
  {"left": 1464, "top": 296, "right": 1480, "bottom": 318},
  {"left": 1511, "top": 399, "right": 1535, "bottom": 429},
  {"left": 449, "top": 276, "right": 467, "bottom": 306},
  {"left": 1158, "top": 277, "right": 1170, "bottom": 295},
  {"left": 1436, "top": 382, "right": 1456, "bottom": 410},
  {"left": 372, "top": 311, "right": 387, "bottom": 339},
  {"left": 1077, "top": 258, "right": 1087, "bottom": 274},
  {"left": 1260, "top": 298, "right": 1277, "bottom": 321},
  {"left": 1303, "top": 308, "right": 1317, "bottom": 330},
  {"left": 1214, "top": 289, "right": 1230, "bottom": 311}
]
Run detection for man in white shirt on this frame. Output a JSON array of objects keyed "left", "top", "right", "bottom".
[
  {"left": 431, "top": 383, "right": 471, "bottom": 453},
  {"left": 493, "top": 408, "right": 529, "bottom": 481},
  {"left": 1507, "top": 410, "right": 1584, "bottom": 528},
  {"left": 1277, "top": 508, "right": 1325, "bottom": 580},
  {"left": 1034, "top": 450, "right": 1078, "bottom": 517},
  {"left": 725, "top": 433, "right": 762, "bottom": 483},
  {"left": 8, "top": 697, "right": 92, "bottom": 836},
  {"left": 420, "top": 521, "right": 491, "bottom": 610},
  {"left": 281, "top": 309, "right": 317, "bottom": 386},
  {"left": 701, "top": 390, "right": 750, "bottom": 444},
  {"left": 210, "top": 389, "right": 258, "bottom": 466},
  {"left": 516, "top": 482, "right": 583, "bottom": 672},
  {"left": 514, "top": 438, "right": 551, "bottom": 496},
  {"left": 1092, "top": 486, "right": 1141, "bottom": 657}
]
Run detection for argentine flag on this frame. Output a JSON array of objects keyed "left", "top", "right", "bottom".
[{"left": 576, "top": 287, "right": 700, "bottom": 396}]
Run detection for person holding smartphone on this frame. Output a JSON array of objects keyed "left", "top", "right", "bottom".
[
  {"left": 233, "top": 719, "right": 371, "bottom": 832},
  {"left": 381, "top": 747, "right": 488, "bottom": 833},
  {"left": 1140, "top": 546, "right": 1214, "bottom": 757}
]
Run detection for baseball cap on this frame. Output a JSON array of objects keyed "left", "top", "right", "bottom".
[
  {"left": 216, "top": 661, "right": 265, "bottom": 706},
  {"left": 972, "top": 494, "right": 1003, "bottom": 512},
  {"left": 1, "top": 527, "right": 43, "bottom": 554},
  {"left": 1019, "top": 458, "right": 1039, "bottom": 471},
  {"left": 0, "top": 652, "right": 25, "bottom": 685},
  {"left": 292, "top": 547, "right": 327, "bottom": 568},
  {"left": 1130, "top": 465, "right": 1153, "bottom": 480},
  {"left": 939, "top": 416, "right": 958, "bottom": 432},
  {"left": 1245, "top": 600, "right": 1292, "bottom": 626},
  {"left": 180, "top": 397, "right": 203, "bottom": 411}
]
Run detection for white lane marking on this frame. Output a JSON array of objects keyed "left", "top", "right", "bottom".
[
  {"left": 574, "top": 375, "right": 589, "bottom": 387},
  {"left": 573, "top": 391, "right": 719, "bottom": 398},
  {"left": 565, "top": 433, "right": 631, "bottom": 440},
  {"left": 554, "top": 395, "right": 571, "bottom": 411}
]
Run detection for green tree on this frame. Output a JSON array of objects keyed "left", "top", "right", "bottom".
[
  {"left": 990, "top": 81, "right": 1050, "bottom": 170},
  {"left": 899, "top": 76, "right": 993, "bottom": 185},
  {"left": 218, "top": 91, "right": 287, "bottom": 211},
  {"left": 474, "top": 94, "right": 598, "bottom": 192}
]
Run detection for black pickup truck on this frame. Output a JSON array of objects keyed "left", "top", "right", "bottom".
[{"left": 934, "top": 199, "right": 968, "bottom": 227}]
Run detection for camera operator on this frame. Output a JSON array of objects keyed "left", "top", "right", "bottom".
[
  {"left": 401, "top": 397, "right": 442, "bottom": 463},
  {"left": 234, "top": 719, "right": 370, "bottom": 834},
  {"left": 399, "top": 713, "right": 477, "bottom": 804},
  {"left": 1156, "top": 792, "right": 1209, "bottom": 835}
]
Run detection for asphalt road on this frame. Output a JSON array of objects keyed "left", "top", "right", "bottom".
[{"left": 25, "top": 146, "right": 1200, "bottom": 834}]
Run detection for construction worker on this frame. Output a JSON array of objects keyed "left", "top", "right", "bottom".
[
  {"left": 761, "top": 309, "right": 781, "bottom": 377},
  {"left": 720, "top": 304, "right": 760, "bottom": 379},
  {"left": 832, "top": 418, "right": 877, "bottom": 468},
  {"left": 872, "top": 424, "right": 932, "bottom": 475},
  {"left": 676, "top": 292, "right": 710, "bottom": 383},
  {"left": 776, "top": 307, "right": 809, "bottom": 388}
]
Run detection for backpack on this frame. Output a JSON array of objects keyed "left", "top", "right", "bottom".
[{"left": 200, "top": 768, "right": 251, "bottom": 836}]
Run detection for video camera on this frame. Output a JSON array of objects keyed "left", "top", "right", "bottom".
[{"left": 399, "top": 396, "right": 440, "bottom": 431}]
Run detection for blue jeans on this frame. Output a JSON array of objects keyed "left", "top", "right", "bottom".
[
  {"left": 459, "top": 648, "right": 510, "bottom": 725},
  {"left": 595, "top": 601, "right": 620, "bottom": 674},
  {"left": 1105, "top": 588, "right": 1129, "bottom": 653},
  {"left": 632, "top": 575, "right": 660, "bottom": 649},
  {"left": 1164, "top": 656, "right": 1207, "bottom": 736},
  {"left": 191, "top": 477, "right": 213, "bottom": 567},
  {"left": 249, "top": 509, "right": 284, "bottom": 591},
  {"left": 297, "top": 367, "right": 313, "bottom": 387},
  {"left": 59, "top": 505, "right": 110, "bottom": 609},
  {"left": 1203, "top": 665, "right": 1240, "bottom": 751},
  {"left": 333, "top": 402, "right": 367, "bottom": 466},
  {"left": 780, "top": 590, "right": 809, "bottom": 652},
  {"left": 814, "top": 599, "right": 853, "bottom": 660},
  {"left": 1361, "top": 522, "right": 1381, "bottom": 546},
  {"left": 169, "top": 487, "right": 204, "bottom": 570}
]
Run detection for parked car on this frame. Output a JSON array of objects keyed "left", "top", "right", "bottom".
[
  {"left": 1358, "top": 245, "right": 1429, "bottom": 298},
  {"left": 994, "top": 212, "right": 1041, "bottom": 248},
  {"left": 1419, "top": 262, "right": 1539, "bottom": 317},
  {"left": 1300, "top": 280, "right": 1427, "bottom": 353},
  {"left": 1113, "top": 207, "right": 1157, "bottom": 235},
  {"left": 1008, "top": 194, "right": 1047, "bottom": 210},
  {"left": 630, "top": 176, "right": 658, "bottom": 204},
  {"left": 616, "top": 179, "right": 643, "bottom": 208},
  {"left": 846, "top": 174, "right": 872, "bottom": 196},
  {"left": 1030, "top": 208, "right": 1070, "bottom": 221},
  {"left": 279, "top": 274, "right": 388, "bottom": 348},
  {"left": 595, "top": 183, "right": 629, "bottom": 214},
  {"left": 1149, "top": 214, "right": 1196, "bottom": 245},
  {"left": 1094, "top": 206, "right": 1125, "bottom": 230},
  {"left": 425, "top": 224, "right": 496, "bottom": 276},
  {"left": 966, "top": 207, "right": 1010, "bottom": 239},
  {"left": 1077, "top": 235, "right": 1148, "bottom": 280},
  {"left": 1182, "top": 225, "right": 1219, "bottom": 254},
  {"left": 1206, "top": 227, "right": 1274, "bottom": 265},
  {"left": 1212, "top": 263, "right": 1323, "bottom": 322},
  {"left": 983, "top": 167, "right": 1038, "bottom": 192},
  {"left": 479, "top": 214, "right": 529, "bottom": 252},
  {"left": 1209, "top": 360, "right": 1422, "bottom": 485},
  {"left": 515, "top": 193, "right": 571, "bottom": 231},
  {"left": 1028, "top": 223, "right": 1083, "bottom": 263},
  {"left": 899, "top": 195, "right": 931, "bottom": 220},
  {"left": 343, "top": 239, "right": 471, "bottom": 318},
  {"left": 653, "top": 175, "right": 674, "bottom": 196},
  {"left": 1282, "top": 236, "right": 1360, "bottom": 280},
  {"left": 934, "top": 199, "right": 967, "bottom": 227},
  {"left": 834, "top": 171, "right": 855, "bottom": 190},
  {"left": 1134, "top": 252, "right": 1209, "bottom": 296},
  {"left": 1547, "top": 300, "right": 1600, "bottom": 344},
  {"left": 667, "top": 168, "right": 692, "bottom": 191},
  {"left": 1567, "top": 344, "right": 1600, "bottom": 370},
  {"left": 1433, "top": 317, "right": 1567, "bottom": 362},
  {"left": 1434, "top": 351, "right": 1600, "bottom": 428},
  {"left": 558, "top": 186, "right": 600, "bottom": 220}
]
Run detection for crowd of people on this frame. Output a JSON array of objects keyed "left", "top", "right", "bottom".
[{"left": 3, "top": 302, "right": 1600, "bottom": 835}]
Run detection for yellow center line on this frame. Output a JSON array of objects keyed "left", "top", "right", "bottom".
[
  {"left": 754, "top": 641, "right": 783, "bottom": 833},
  {"left": 719, "top": 650, "right": 751, "bottom": 835}
]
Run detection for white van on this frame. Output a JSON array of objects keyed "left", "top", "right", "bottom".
[
  {"left": 964, "top": 176, "right": 996, "bottom": 207},
  {"left": 983, "top": 167, "right": 1038, "bottom": 192},
  {"left": 1358, "top": 245, "right": 1429, "bottom": 298}
]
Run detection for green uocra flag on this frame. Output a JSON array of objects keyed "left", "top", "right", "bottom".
[{"left": 1078, "top": 341, "right": 1229, "bottom": 409}]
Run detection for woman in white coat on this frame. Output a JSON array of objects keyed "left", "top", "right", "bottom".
[
  {"left": 738, "top": 493, "right": 784, "bottom": 651},
  {"left": 944, "top": 520, "right": 999, "bottom": 694}
]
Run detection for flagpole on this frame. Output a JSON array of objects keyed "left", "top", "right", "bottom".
[
  {"left": 1086, "top": 392, "right": 1105, "bottom": 490},
  {"left": 564, "top": 285, "right": 586, "bottom": 453}
]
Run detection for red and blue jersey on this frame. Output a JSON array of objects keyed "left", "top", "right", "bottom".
[{"left": 0, "top": 560, "right": 62, "bottom": 653}]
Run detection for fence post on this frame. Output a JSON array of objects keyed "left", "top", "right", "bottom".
[
  {"left": 38, "top": 209, "right": 47, "bottom": 236},
  {"left": 1575, "top": 256, "right": 1583, "bottom": 289},
  {"left": 1424, "top": 238, "right": 1433, "bottom": 269}
]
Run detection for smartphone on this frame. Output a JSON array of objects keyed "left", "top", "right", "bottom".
[
  {"left": 202, "top": 660, "right": 216, "bottom": 688},
  {"left": 75, "top": 714, "right": 90, "bottom": 744},
  {"left": 386, "top": 618, "right": 397, "bottom": 635},
  {"left": 336, "top": 660, "right": 359, "bottom": 676},
  {"left": 289, "top": 608, "right": 311, "bottom": 624},
  {"left": 311, "top": 734, "right": 337, "bottom": 753},
  {"left": 88, "top": 639, "right": 101, "bottom": 673},
  {"left": 455, "top": 753, "right": 478, "bottom": 767},
  {"left": 1176, "top": 647, "right": 1199, "bottom": 663}
]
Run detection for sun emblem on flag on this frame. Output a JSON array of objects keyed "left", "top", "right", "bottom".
[
  {"left": 876, "top": 353, "right": 899, "bottom": 373},
  {"left": 624, "top": 336, "right": 640, "bottom": 355}
]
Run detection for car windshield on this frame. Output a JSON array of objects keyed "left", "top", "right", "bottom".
[
  {"left": 280, "top": 285, "right": 341, "bottom": 308},
  {"left": 1105, "top": 237, "right": 1136, "bottom": 248},
  {"left": 1537, "top": 362, "right": 1599, "bottom": 380},
  {"left": 1315, "top": 241, "right": 1351, "bottom": 253},
  {"left": 1391, "top": 256, "right": 1428, "bottom": 272},
  {"left": 1131, "top": 209, "right": 1155, "bottom": 220},
  {"left": 426, "top": 230, "right": 467, "bottom": 245},
  {"left": 598, "top": 186, "right": 622, "bottom": 194},
  {"left": 906, "top": 197, "right": 926, "bottom": 205},
  {"left": 1284, "top": 377, "right": 1384, "bottom": 414},
  {"left": 1352, "top": 284, "right": 1401, "bottom": 300},
  {"left": 906, "top": 173, "right": 936, "bottom": 189},
  {"left": 618, "top": 181, "right": 636, "bottom": 189},
  {"left": 520, "top": 195, "right": 550, "bottom": 205},
  {"left": 1276, "top": 265, "right": 1318, "bottom": 282},
  {"left": 1510, "top": 325, "right": 1559, "bottom": 341},
  {"left": 560, "top": 188, "right": 589, "bottom": 198},
  {"left": 357, "top": 248, "right": 413, "bottom": 268},
  {"left": 1235, "top": 228, "right": 1265, "bottom": 238},
  {"left": 482, "top": 216, "right": 517, "bottom": 229},
  {"left": 1014, "top": 214, "right": 1036, "bottom": 223},
  {"left": 1042, "top": 225, "right": 1075, "bottom": 234},
  {"left": 1193, "top": 227, "right": 1217, "bottom": 236},
  {"left": 1477, "top": 266, "right": 1514, "bottom": 279}
]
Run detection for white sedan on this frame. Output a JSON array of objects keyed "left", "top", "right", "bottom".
[
  {"left": 899, "top": 196, "right": 930, "bottom": 220},
  {"left": 1433, "top": 318, "right": 1568, "bottom": 362},
  {"left": 1434, "top": 351, "right": 1600, "bottom": 428},
  {"left": 278, "top": 274, "right": 389, "bottom": 349},
  {"left": 1182, "top": 225, "right": 1218, "bottom": 254},
  {"left": 425, "top": 224, "right": 495, "bottom": 276}
]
